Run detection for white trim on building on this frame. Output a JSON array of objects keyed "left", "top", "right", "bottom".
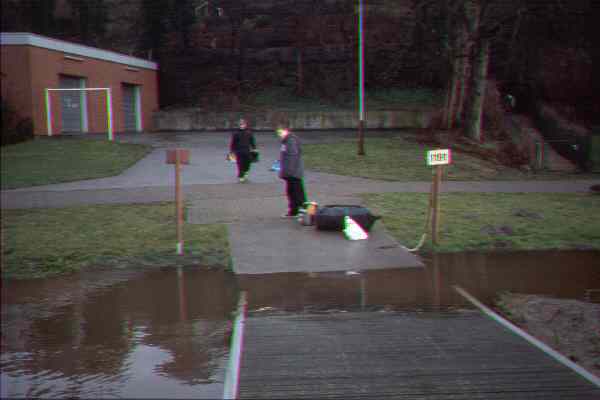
[
  {"left": 1, "top": 32, "right": 158, "bottom": 71},
  {"left": 134, "top": 85, "right": 143, "bottom": 131}
]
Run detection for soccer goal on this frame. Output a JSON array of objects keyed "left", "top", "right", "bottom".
[{"left": 44, "top": 87, "right": 114, "bottom": 141}]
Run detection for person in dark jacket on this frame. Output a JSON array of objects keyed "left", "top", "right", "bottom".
[
  {"left": 277, "top": 127, "right": 307, "bottom": 217},
  {"left": 229, "top": 118, "right": 256, "bottom": 183}
]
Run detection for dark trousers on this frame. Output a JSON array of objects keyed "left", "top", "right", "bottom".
[
  {"left": 284, "top": 177, "right": 307, "bottom": 215},
  {"left": 236, "top": 152, "right": 251, "bottom": 178}
]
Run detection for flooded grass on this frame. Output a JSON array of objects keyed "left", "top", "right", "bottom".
[
  {"left": 362, "top": 192, "right": 600, "bottom": 252},
  {"left": 1, "top": 203, "right": 230, "bottom": 279}
]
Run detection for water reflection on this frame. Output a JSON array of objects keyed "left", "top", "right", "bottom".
[
  {"left": 1, "top": 267, "right": 237, "bottom": 399},
  {"left": 2, "top": 251, "right": 598, "bottom": 398},
  {"left": 238, "top": 250, "right": 600, "bottom": 312}
]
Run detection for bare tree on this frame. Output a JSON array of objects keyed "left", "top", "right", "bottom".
[{"left": 427, "top": 0, "right": 520, "bottom": 140}]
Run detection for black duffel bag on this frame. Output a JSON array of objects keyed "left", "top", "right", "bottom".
[{"left": 315, "top": 205, "right": 380, "bottom": 232}]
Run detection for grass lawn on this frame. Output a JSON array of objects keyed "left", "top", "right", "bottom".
[
  {"left": 362, "top": 192, "right": 600, "bottom": 252},
  {"left": 1, "top": 136, "right": 152, "bottom": 189},
  {"left": 1, "top": 203, "right": 230, "bottom": 279},
  {"left": 303, "top": 136, "right": 600, "bottom": 181}
]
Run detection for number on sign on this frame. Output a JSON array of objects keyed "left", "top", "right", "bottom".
[{"left": 426, "top": 149, "right": 451, "bottom": 166}]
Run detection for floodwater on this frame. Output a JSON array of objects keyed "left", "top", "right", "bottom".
[
  {"left": 238, "top": 250, "right": 600, "bottom": 312},
  {"left": 1, "top": 268, "right": 237, "bottom": 399},
  {"left": 2, "top": 250, "right": 599, "bottom": 398}
]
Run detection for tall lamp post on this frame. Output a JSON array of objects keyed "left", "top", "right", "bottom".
[{"left": 357, "top": 0, "right": 366, "bottom": 155}]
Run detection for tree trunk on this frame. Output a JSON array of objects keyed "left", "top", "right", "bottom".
[
  {"left": 455, "top": 51, "right": 469, "bottom": 126},
  {"left": 441, "top": 86, "right": 450, "bottom": 128},
  {"left": 455, "top": 21, "right": 473, "bottom": 127},
  {"left": 447, "top": 23, "right": 469, "bottom": 129},
  {"left": 464, "top": 38, "right": 490, "bottom": 142},
  {"left": 296, "top": 47, "right": 304, "bottom": 96},
  {"left": 458, "top": 0, "right": 482, "bottom": 134},
  {"left": 504, "top": 7, "right": 524, "bottom": 80},
  {"left": 237, "top": 37, "right": 245, "bottom": 83},
  {"left": 445, "top": 57, "right": 460, "bottom": 129}
]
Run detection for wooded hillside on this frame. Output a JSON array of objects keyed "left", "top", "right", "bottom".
[{"left": 2, "top": 0, "right": 597, "bottom": 128}]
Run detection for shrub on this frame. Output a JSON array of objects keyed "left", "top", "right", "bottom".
[
  {"left": 1, "top": 98, "right": 34, "bottom": 146},
  {"left": 534, "top": 102, "right": 590, "bottom": 170},
  {"left": 497, "top": 141, "right": 530, "bottom": 168}
]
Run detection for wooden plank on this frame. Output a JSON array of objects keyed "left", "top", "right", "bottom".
[{"left": 238, "top": 311, "right": 600, "bottom": 399}]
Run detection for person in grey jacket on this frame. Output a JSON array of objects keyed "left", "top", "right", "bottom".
[{"left": 277, "top": 127, "right": 307, "bottom": 217}]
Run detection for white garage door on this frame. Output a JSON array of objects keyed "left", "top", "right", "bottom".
[
  {"left": 60, "top": 76, "right": 86, "bottom": 133},
  {"left": 122, "top": 84, "right": 141, "bottom": 132}
]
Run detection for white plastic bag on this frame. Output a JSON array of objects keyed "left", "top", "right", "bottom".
[{"left": 343, "top": 216, "right": 368, "bottom": 240}]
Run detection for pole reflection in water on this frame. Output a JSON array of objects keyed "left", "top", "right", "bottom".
[
  {"left": 1, "top": 267, "right": 237, "bottom": 399},
  {"left": 177, "top": 267, "right": 188, "bottom": 322},
  {"left": 360, "top": 276, "right": 367, "bottom": 310}
]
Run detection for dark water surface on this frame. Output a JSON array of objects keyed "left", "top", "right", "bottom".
[
  {"left": 1, "top": 268, "right": 237, "bottom": 399},
  {"left": 239, "top": 250, "right": 600, "bottom": 312},
  {"left": 2, "top": 251, "right": 598, "bottom": 398}
]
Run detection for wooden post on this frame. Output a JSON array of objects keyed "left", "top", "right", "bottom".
[
  {"left": 175, "top": 150, "right": 184, "bottom": 255},
  {"left": 431, "top": 165, "right": 443, "bottom": 245},
  {"left": 358, "top": 120, "right": 365, "bottom": 156},
  {"left": 166, "top": 148, "right": 189, "bottom": 255},
  {"left": 427, "top": 149, "right": 449, "bottom": 247}
]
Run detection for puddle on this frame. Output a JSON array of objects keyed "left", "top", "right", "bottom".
[
  {"left": 1, "top": 267, "right": 237, "bottom": 399},
  {"left": 238, "top": 250, "right": 600, "bottom": 312},
  {"left": 2, "top": 250, "right": 598, "bottom": 397}
]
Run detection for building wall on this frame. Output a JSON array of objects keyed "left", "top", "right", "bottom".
[
  {"left": 1, "top": 33, "right": 159, "bottom": 136},
  {"left": 1, "top": 45, "right": 33, "bottom": 123},
  {"left": 28, "top": 45, "right": 158, "bottom": 135}
]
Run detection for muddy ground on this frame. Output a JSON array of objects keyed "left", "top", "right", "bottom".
[{"left": 496, "top": 293, "right": 600, "bottom": 378}]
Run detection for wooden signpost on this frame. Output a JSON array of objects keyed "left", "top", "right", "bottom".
[
  {"left": 426, "top": 149, "right": 451, "bottom": 245},
  {"left": 166, "top": 148, "right": 190, "bottom": 255}
]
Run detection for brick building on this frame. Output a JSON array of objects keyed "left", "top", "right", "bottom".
[{"left": 1, "top": 32, "right": 159, "bottom": 136}]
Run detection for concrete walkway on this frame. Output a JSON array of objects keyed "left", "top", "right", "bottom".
[
  {"left": 229, "top": 221, "right": 422, "bottom": 274},
  {"left": 3, "top": 178, "right": 600, "bottom": 210}
]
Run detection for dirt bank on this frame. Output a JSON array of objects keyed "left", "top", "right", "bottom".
[{"left": 496, "top": 293, "right": 600, "bottom": 378}]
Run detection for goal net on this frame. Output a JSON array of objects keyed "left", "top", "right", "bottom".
[{"left": 44, "top": 87, "right": 114, "bottom": 141}]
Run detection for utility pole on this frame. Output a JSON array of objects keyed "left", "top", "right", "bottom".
[{"left": 357, "top": 0, "right": 366, "bottom": 156}]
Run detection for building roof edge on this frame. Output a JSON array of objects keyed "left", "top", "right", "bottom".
[{"left": 0, "top": 32, "right": 158, "bottom": 71}]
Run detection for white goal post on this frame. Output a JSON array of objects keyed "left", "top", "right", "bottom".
[{"left": 44, "top": 87, "right": 114, "bottom": 141}]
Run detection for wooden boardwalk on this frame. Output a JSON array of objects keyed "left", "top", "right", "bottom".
[{"left": 237, "top": 310, "right": 600, "bottom": 399}]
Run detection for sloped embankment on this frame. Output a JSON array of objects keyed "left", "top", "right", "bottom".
[{"left": 496, "top": 292, "right": 600, "bottom": 378}]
